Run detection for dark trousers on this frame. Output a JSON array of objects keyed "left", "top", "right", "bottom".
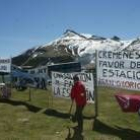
[{"left": 73, "top": 105, "right": 84, "bottom": 133}]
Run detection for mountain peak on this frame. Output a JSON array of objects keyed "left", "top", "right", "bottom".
[
  {"left": 64, "top": 29, "right": 88, "bottom": 39},
  {"left": 111, "top": 36, "right": 121, "bottom": 41},
  {"left": 12, "top": 30, "right": 140, "bottom": 68},
  {"left": 64, "top": 29, "right": 80, "bottom": 36}
]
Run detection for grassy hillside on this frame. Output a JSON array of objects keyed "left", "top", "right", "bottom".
[{"left": 0, "top": 86, "right": 140, "bottom": 140}]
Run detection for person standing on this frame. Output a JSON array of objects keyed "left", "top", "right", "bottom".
[{"left": 70, "top": 74, "right": 87, "bottom": 133}]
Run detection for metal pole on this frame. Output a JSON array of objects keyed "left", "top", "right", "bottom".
[
  {"left": 2, "top": 74, "right": 5, "bottom": 83},
  {"left": 69, "top": 100, "right": 74, "bottom": 116},
  {"left": 10, "top": 57, "right": 12, "bottom": 98},
  {"left": 29, "top": 87, "right": 31, "bottom": 101},
  {"left": 94, "top": 50, "right": 98, "bottom": 118}
]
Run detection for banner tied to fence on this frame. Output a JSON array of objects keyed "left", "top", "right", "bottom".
[
  {"left": 97, "top": 50, "right": 140, "bottom": 91},
  {"left": 52, "top": 72, "right": 94, "bottom": 103},
  {"left": 0, "top": 58, "right": 11, "bottom": 73}
]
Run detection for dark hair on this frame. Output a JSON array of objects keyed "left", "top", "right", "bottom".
[{"left": 73, "top": 74, "right": 79, "bottom": 81}]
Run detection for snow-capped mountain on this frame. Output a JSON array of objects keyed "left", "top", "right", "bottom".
[{"left": 12, "top": 29, "right": 140, "bottom": 68}]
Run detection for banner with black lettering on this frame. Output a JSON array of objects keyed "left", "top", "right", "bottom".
[
  {"left": 97, "top": 50, "right": 140, "bottom": 91},
  {"left": 52, "top": 72, "right": 94, "bottom": 103},
  {"left": 0, "top": 58, "right": 11, "bottom": 73}
]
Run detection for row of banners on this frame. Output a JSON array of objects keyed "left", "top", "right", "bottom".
[
  {"left": 2, "top": 51, "right": 140, "bottom": 104},
  {"left": 52, "top": 51, "right": 140, "bottom": 104}
]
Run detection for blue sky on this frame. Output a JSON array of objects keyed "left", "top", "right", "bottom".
[{"left": 0, "top": 0, "right": 140, "bottom": 57}]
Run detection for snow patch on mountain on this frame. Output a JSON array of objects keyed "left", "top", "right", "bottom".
[
  {"left": 20, "top": 29, "right": 140, "bottom": 67},
  {"left": 42, "top": 29, "right": 134, "bottom": 57}
]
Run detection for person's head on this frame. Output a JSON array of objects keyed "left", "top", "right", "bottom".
[{"left": 73, "top": 74, "right": 79, "bottom": 82}]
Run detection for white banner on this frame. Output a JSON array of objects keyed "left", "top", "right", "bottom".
[
  {"left": 0, "top": 58, "right": 11, "bottom": 73},
  {"left": 97, "top": 50, "right": 140, "bottom": 91},
  {"left": 52, "top": 72, "right": 94, "bottom": 103}
]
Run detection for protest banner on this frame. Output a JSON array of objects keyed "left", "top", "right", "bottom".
[
  {"left": 97, "top": 50, "right": 140, "bottom": 91},
  {"left": 52, "top": 72, "right": 94, "bottom": 103},
  {"left": 0, "top": 58, "right": 11, "bottom": 73}
]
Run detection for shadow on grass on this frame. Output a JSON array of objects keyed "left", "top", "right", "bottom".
[
  {"left": 43, "top": 109, "right": 70, "bottom": 119},
  {"left": 43, "top": 109, "right": 95, "bottom": 120},
  {"left": 83, "top": 115, "right": 95, "bottom": 120},
  {"left": 65, "top": 126, "right": 84, "bottom": 140},
  {"left": 93, "top": 119, "right": 140, "bottom": 140},
  {"left": 0, "top": 99, "right": 42, "bottom": 113}
]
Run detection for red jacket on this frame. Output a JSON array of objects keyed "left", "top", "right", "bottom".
[{"left": 70, "top": 81, "right": 87, "bottom": 106}]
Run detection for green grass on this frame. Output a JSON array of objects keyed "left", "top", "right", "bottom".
[{"left": 0, "top": 86, "right": 140, "bottom": 140}]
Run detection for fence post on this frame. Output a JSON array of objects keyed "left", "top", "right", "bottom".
[
  {"left": 94, "top": 50, "right": 98, "bottom": 118},
  {"left": 29, "top": 87, "right": 31, "bottom": 101}
]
